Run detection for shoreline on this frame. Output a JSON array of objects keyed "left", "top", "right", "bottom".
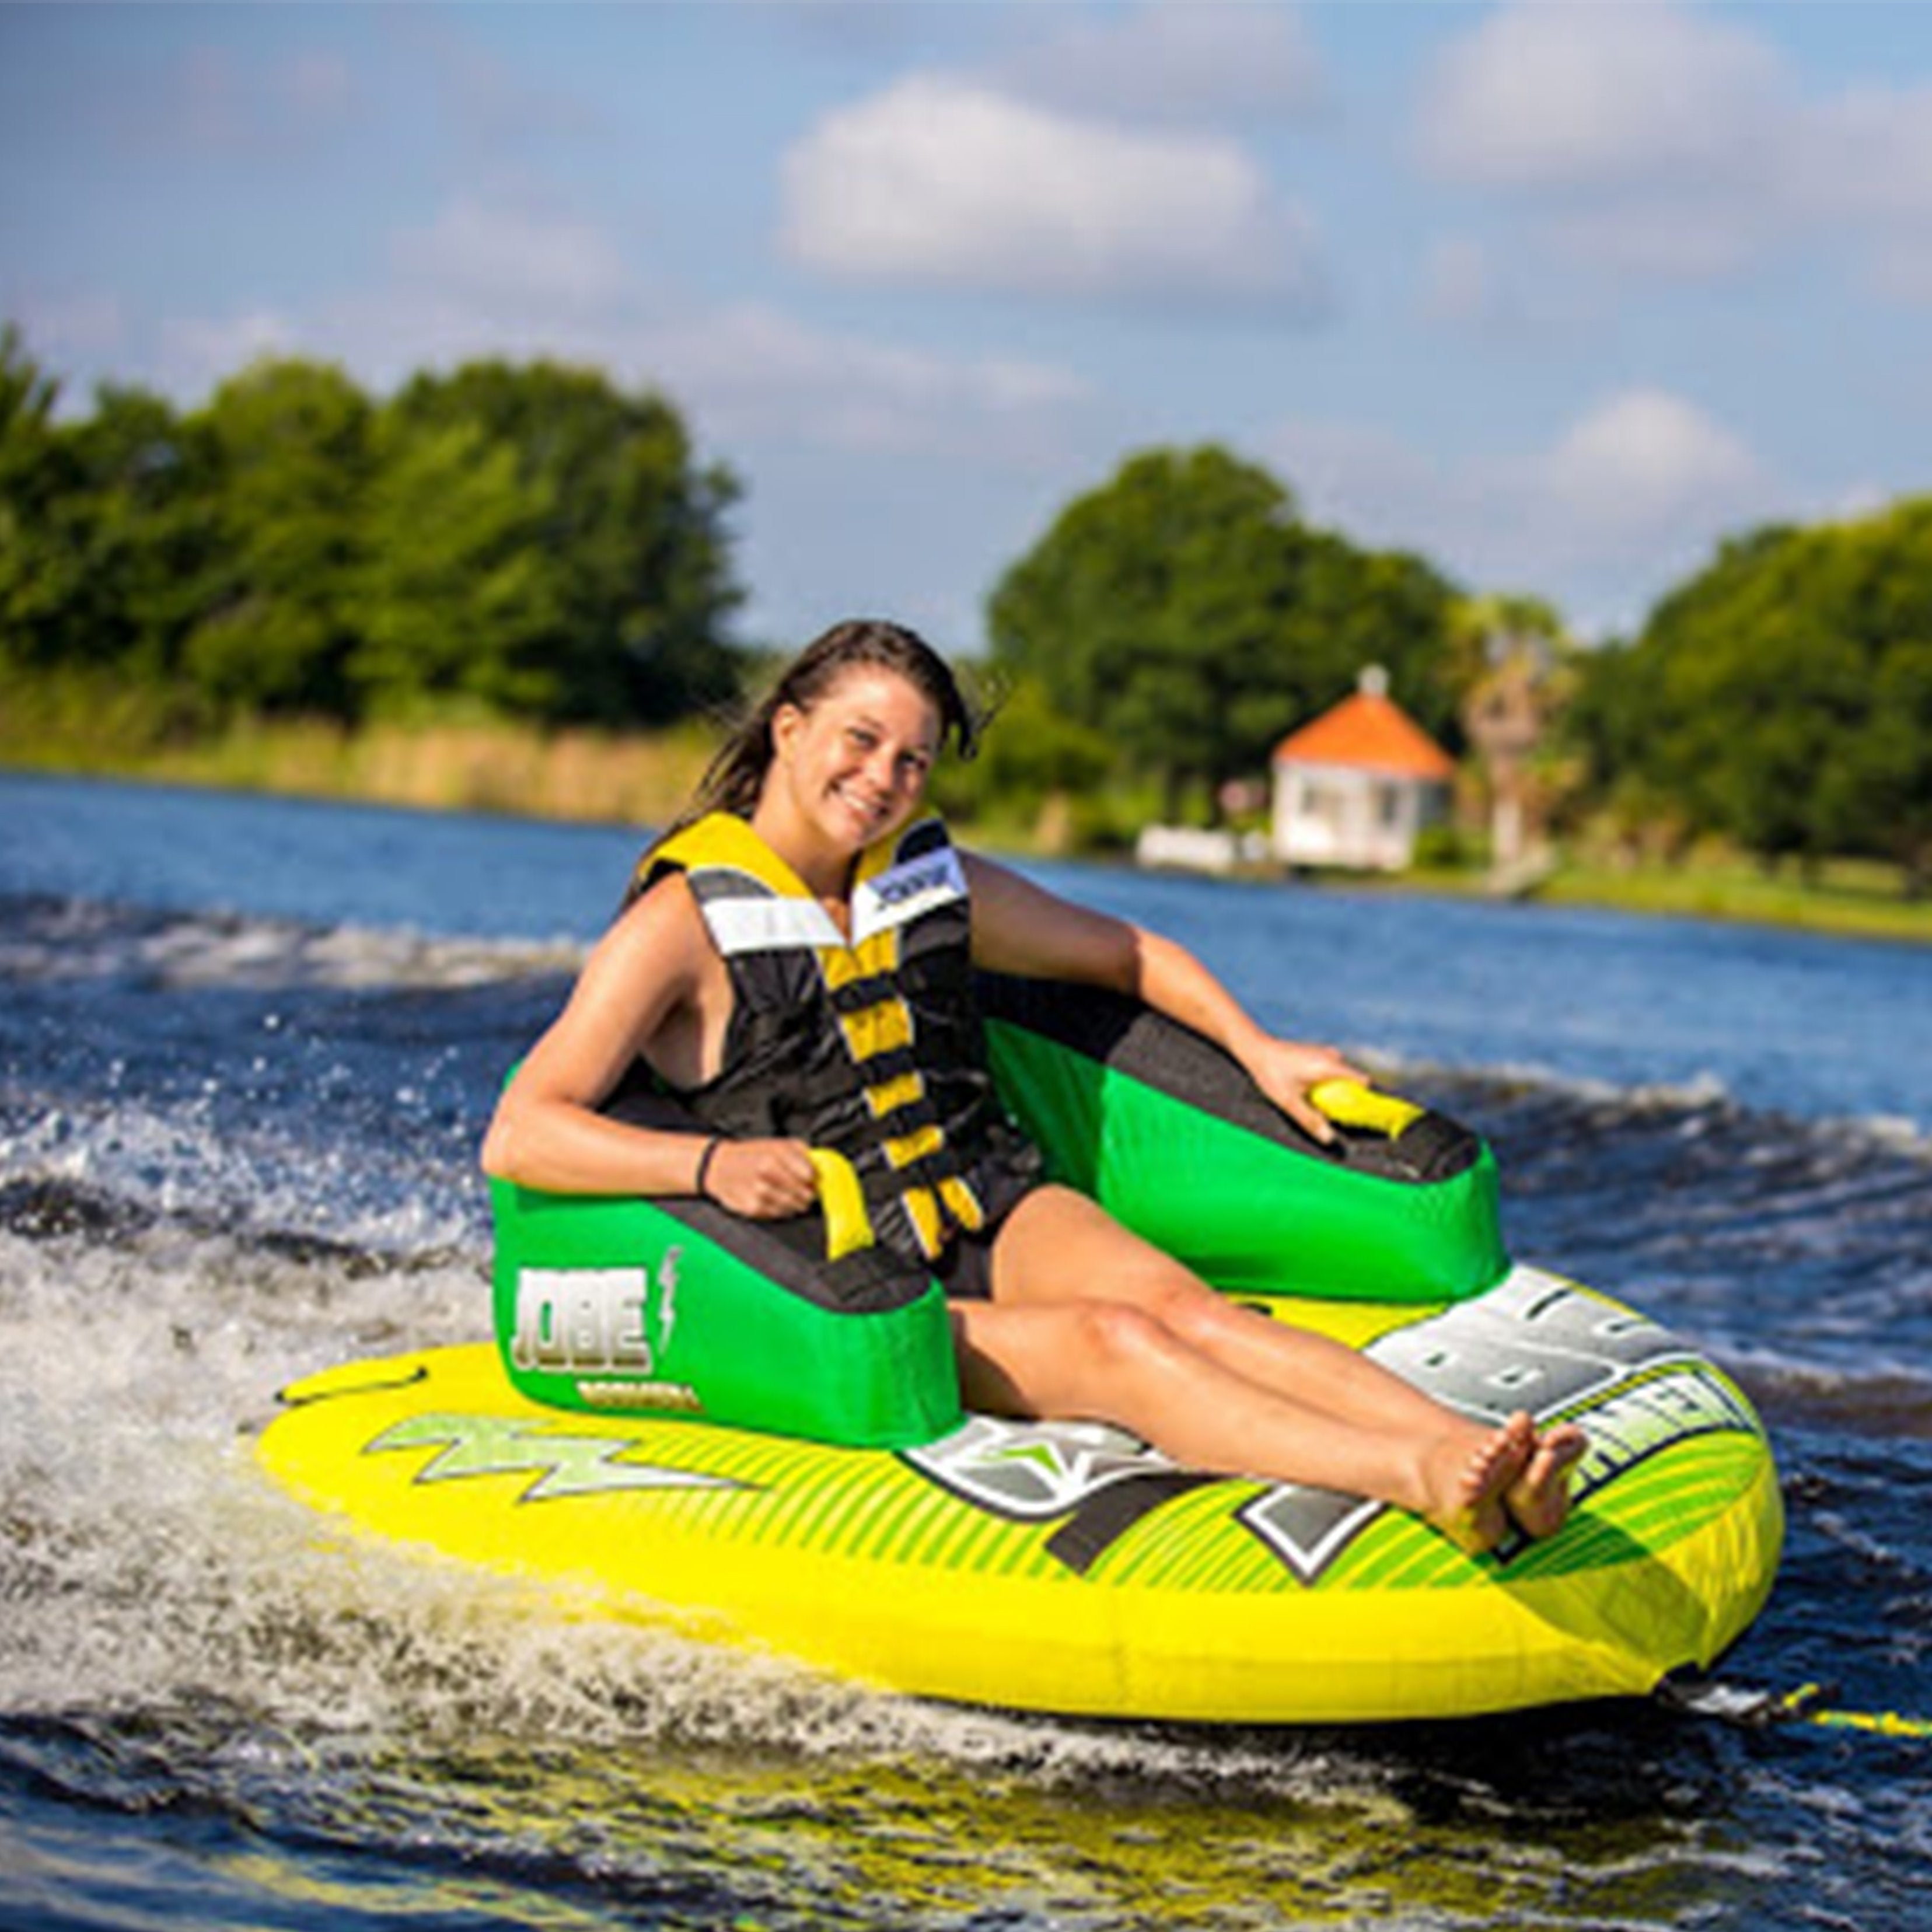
[{"left": 5, "top": 742, "right": 1928, "bottom": 949}]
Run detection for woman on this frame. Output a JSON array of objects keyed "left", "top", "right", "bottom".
[{"left": 483, "top": 619, "right": 1584, "bottom": 1552}]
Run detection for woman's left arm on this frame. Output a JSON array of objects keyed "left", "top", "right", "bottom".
[{"left": 962, "top": 853, "right": 1368, "bottom": 1143}]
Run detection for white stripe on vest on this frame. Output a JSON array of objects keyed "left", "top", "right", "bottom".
[{"left": 702, "top": 895, "right": 847, "bottom": 957}]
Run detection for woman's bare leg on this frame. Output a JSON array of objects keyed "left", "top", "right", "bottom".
[
  {"left": 952, "top": 1296, "right": 1529, "bottom": 1552},
  {"left": 977, "top": 1185, "right": 1580, "bottom": 1542},
  {"left": 988, "top": 1187, "right": 1497, "bottom": 1440}
]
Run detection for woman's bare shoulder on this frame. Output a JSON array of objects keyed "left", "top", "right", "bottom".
[
  {"left": 540, "top": 871, "right": 709, "bottom": 1038},
  {"left": 599, "top": 868, "right": 709, "bottom": 960}
]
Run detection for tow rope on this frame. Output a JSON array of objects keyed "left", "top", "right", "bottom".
[{"left": 1662, "top": 1675, "right": 1932, "bottom": 1739}]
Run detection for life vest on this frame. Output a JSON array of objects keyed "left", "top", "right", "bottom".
[{"left": 637, "top": 812, "right": 1042, "bottom": 1267}]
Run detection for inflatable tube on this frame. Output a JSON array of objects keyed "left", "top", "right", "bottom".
[
  {"left": 259, "top": 978, "right": 1784, "bottom": 1724},
  {"left": 486, "top": 976, "right": 1511, "bottom": 1447},
  {"left": 490, "top": 1080, "right": 962, "bottom": 1449},
  {"left": 980, "top": 973, "right": 1509, "bottom": 1305}
]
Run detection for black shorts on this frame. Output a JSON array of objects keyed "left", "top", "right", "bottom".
[
  {"left": 932, "top": 1222, "right": 1001, "bottom": 1302},
  {"left": 930, "top": 1177, "right": 1046, "bottom": 1302}
]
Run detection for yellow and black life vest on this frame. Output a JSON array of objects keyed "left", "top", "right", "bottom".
[{"left": 638, "top": 812, "right": 1042, "bottom": 1267}]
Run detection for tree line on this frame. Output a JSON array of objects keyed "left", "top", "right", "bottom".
[
  {"left": 1565, "top": 508, "right": 1932, "bottom": 890},
  {"left": 0, "top": 325, "right": 742, "bottom": 731},
  {"left": 4, "top": 324, "right": 1928, "bottom": 886}
]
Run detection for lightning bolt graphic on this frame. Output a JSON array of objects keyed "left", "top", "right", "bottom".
[{"left": 368, "top": 1414, "right": 751, "bottom": 1503}]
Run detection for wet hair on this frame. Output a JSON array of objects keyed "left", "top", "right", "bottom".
[{"left": 637, "top": 619, "right": 981, "bottom": 877}]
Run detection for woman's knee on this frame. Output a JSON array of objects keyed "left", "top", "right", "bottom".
[
  {"left": 953, "top": 1301, "right": 1180, "bottom": 1417},
  {"left": 1066, "top": 1299, "right": 1187, "bottom": 1378},
  {"left": 1113, "top": 1264, "right": 1236, "bottom": 1346}
]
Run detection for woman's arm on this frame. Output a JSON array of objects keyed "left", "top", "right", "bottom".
[
  {"left": 480, "top": 877, "right": 819, "bottom": 1214},
  {"left": 962, "top": 852, "right": 1367, "bottom": 1143}
]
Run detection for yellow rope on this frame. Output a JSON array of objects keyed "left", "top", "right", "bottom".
[{"left": 1777, "top": 1684, "right": 1932, "bottom": 1739}]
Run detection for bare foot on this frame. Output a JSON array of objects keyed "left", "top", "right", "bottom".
[
  {"left": 1424, "top": 1412, "right": 1535, "bottom": 1555},
  {"left": 1505, "top": 1422, "right": 1589, "bottom": 1540}
]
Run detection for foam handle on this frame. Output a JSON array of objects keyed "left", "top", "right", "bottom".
[{"left": 1308, "top": 1080, "right": 1425, "bottom": 1140}]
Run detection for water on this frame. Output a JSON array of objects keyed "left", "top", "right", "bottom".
[{"left": 2, "top": 769, "right": 1928, "bottom": 1932}]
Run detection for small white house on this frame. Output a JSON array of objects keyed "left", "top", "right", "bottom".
[{"left": 1271, "top": 668, "right": 1455, "bottom": 871}]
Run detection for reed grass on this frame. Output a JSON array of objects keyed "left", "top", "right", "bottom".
[{"left": 0, "top": 682, "right": 716, "bottom": 829}]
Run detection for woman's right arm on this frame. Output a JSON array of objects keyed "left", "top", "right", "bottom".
[
  {"left": 480, "top": 878, "right": 822, "bottom": 1218},
  {"left": 479, "top": 877, "right": 717, "bottom": 1197}
]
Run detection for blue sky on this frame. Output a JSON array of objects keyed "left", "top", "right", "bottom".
[{"left": 6, "top": 1, "right": 1932, "bottom": 654}]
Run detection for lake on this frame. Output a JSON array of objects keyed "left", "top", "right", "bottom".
[{"left": 2, "top": 770, "right": 1928, "bottom": 1931}]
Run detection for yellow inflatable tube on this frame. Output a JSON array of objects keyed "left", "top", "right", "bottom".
[{"left": 258, "top": 1264, "right": 1782, "bottom": 1725}]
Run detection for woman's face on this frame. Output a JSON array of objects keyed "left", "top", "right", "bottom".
[{"left": 769, "top": 668, "right": 941, "bottom": 853}]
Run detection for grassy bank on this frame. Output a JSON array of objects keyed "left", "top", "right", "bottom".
[
  {"left": 1531, "top": 855, "right": 1932, "bottom": 945},
  {"left": 4, "top": 697, "right": 1926, "bottom": 945},
  {"left": 1396, "top": 851, "right": 1932, "bottom": 945},
  {"left": 0, "top": 690, "right": 715, "bottom": 830}
]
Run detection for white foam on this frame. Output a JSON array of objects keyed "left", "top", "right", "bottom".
[{"left": 0, "top": 1220, "right": 1396, "bottom": 1802}]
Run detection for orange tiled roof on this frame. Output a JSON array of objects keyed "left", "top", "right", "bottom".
[{"left": 1271, "top": 690, "right": 1455, "bottom": 780}]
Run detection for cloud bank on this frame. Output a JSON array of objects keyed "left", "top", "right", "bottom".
[
  {"left": 1270, "top": 386, "right": 1783, "bottom": 637},
  {"left": 781, "top": 75, "right": 1329, "bottom": 316},
  {"left": 1418, "top": 0, "right": 1932, "bottom": 295}
]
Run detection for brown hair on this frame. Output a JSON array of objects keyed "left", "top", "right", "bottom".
[{"left": 638, "top": 619, "right": 981, "bottom": 875}]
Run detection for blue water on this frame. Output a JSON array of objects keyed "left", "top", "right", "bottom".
[{"left": 2, "top": 770, "right": 1930, "bottom": 1931}]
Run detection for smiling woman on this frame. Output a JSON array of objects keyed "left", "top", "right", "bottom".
[{"left": 480, "top": 617, "right": 1585, "bottom": 1550}]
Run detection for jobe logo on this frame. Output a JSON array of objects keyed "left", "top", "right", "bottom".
[
  {"left": 853, "top": 848, "right": 966, "bottom": 939},
  {"left": 872, "top": 857, "right": 955, "bottom": 906},
  {"left": 510, "top": 1253, "right": 681, "bottom": 1376}
]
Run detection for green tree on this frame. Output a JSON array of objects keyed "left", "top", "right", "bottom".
[
  {"left": 64, "top": 383, "right": 216, "bottom": 691},
  {"left": 1584, "top": 502, "right": 1932, "bottom": 882},
  {"left": 0, "top": 324, "right": 83, "bottom": 669},
  {"left": 1264, "top": 534, "right": 1462, "bottom": 748},
  {"left": 387, "top": 359, "right": 743, "bottom": 724},
  {"left": 349, "top": 414, "right": 563, "bottom": 715},
  {"left": 930, "top": 673, "right": 1115, "bottom": 830},
  {"left": 988, "top": 445, "right": 1459, "bottom": 814},
  {"left": 988, "top": 448, "right": 1293, "bottom": 812},
  {"left": 182, "top": 357, "right": 373, "bottom": 715},
  {"left": 1818, "top": 636, "right": 1932, "bottom": 891},
  {"left": 0, "top": 333, "right": 211, "bottom": 705}
]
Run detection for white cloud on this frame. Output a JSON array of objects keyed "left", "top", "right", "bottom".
[
  {"left": 1420, "top": 2, "right": 1787, "bottom": 195},
  {"left": 998, "top": 0, "right": 1326, "bottom": 127},
  {"left": 1417, "top": 1, "right": 1932, "bottom": 300},
  {"left": 392, "top": 197, "right": 631, "bottom": 320},
  {"left": 1420, "top": 234, "right": 1512, "bottom": 330},
  {"left": 1541, "top": 389, "right": 1766, "bottom": 540},
  {"left": 5, "top": 289, "right": 126, "bottom": 365},
  {"left": 644, "top": 302, "right": 1095, "bottom": 465},
  {"left": 1267, "top": 387, "right": 1783, "bottom": 634},
  {"left": 1801, "top": 82, "right": 1932, "bottom": 299},
  {"left": 781, "top": 75, "right": 1329, "bottom": 315},
  {"left": 132, "top": 43, "right": 360, "bottom": 158},
  {"left": 1417, "top": 232, "right": 1601, "bottom": 337},
  {"left": 282, "top": 51, "right": 355, "bottom": 126},
  {"left": 137, "top": 190, "right": 1093, "bottom": 476},
  {"left": 158, "top": 309, "right": 298, "bottom": 393},
  {"left": 399, "top": 10, "right": 603, "bottom": 153}
]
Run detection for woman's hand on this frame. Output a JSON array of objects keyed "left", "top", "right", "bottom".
[
  {"left": 698, "top": 1136, "right": 821, "bottom": 1218},
  {"left": 1242, "top": 1037, "right": 1373, "bottom": 1145}
]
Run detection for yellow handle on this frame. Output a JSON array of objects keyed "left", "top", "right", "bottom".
[
  {"left": 1308, "top": 1079, "right": 1424, "bottom": 1140},
  {"left": 807, "top": 1148, "right": 876, "bottom": 1261}
]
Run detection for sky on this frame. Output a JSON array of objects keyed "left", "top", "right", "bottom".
[{"left": 6, "top": 1, "right": 1932, "bottom": 655}]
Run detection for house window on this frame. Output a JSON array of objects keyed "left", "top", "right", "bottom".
[{"left": 1297, "top": 778, "right": 1347, "bottom": 827}]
